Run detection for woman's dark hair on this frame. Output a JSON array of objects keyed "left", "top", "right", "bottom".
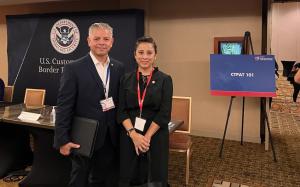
[{"left": 134, "top": 36, "right": 157, "bottom": 54}]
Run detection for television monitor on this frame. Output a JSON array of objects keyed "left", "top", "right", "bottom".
[{"left": 219, "top": 42, "right": 243, "bottom": 55}]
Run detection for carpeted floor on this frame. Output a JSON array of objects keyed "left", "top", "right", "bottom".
[
  {"left": 168, "top": 73, "right": 300, "bottom": 187},
  {"left": 1, "top": 73, "right": 299, "bottom": 187}
]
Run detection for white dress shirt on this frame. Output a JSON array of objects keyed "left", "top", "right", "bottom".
[{"left": 89, "top": 51, "right": 110, "bottom": 98}]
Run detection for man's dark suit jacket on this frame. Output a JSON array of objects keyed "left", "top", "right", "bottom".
[{"left": 54, "top": 54, "right": 124, "bottom": 150}]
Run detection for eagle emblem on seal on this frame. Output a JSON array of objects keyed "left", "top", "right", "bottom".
[{"left": 50, "top": 19, "right": 80, "bottom": 54}]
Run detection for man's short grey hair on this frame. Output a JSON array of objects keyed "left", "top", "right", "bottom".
[{"left": 88, "top": 22, "right": 113, "bottom": 37}]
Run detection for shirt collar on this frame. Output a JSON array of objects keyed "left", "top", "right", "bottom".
[{"left": 89, "top": 51, "right": 110, "bottom": 67}]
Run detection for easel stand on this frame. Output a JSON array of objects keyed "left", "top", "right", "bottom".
[
  {"left": 218, "top": 96, "right": 245, "bottom": 156},
  {"left": 218, "top": 96, "right": 277, "bottom": 162},
  {"left": 218, "top": 31, "right": 277, "bottom": 162},
  {"left": 262, "top": 99, "right": 277, "bottom": 162}
]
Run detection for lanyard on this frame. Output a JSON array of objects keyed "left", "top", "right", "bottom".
[
  {"left": 137, "top": 69, "right": 153, "bottom": 117},
  {"left": 103, "top": 66, "right": 110, "bottom": 98}
]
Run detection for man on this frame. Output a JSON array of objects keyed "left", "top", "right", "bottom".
[
  {"left": 54, "top": 23, "right": 124, "bottom": 187},
  {"left": 0, "top": 78, "right": 4, "bottom": 101}
]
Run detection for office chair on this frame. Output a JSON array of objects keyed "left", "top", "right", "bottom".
[
  {"left": 3, "top": 86, "right": 14, "bottom": 102},
  {"left": 24, "top": 88, "right": 46, "bottom": 107}
]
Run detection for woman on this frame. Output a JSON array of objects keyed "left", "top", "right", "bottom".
[
  {"left": 118, "top": 36, "right": 173, "bottom": 186},
  {"left": 295, "top": 69, "right": 300, "bottom": 84}
]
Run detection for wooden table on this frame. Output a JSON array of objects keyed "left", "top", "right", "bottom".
[
  {"left": 0, "top": 104, "right": 69, "bottom": 187},
  {"left": 168, "top": 120, "right": 183, "bottom": 133}
]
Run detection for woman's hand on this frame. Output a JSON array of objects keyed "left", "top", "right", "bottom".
[
  {"left": 144, "top": 134, "right": 152, "bottom": 144},
  {"left": 130, "top": 131, "right": 150, "bottom": 155}
]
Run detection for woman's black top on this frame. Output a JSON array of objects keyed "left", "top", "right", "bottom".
[{"left": 118, "top": 67, "right": 173, "bottom": 132}]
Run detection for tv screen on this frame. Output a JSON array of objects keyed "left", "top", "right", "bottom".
[{"left": 219, "top": 42, "right": 243, "bottom": 55}]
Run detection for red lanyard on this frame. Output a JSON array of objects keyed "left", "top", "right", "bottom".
[{"left": 137, "top": 69, "right": 153, "bottom": 117}]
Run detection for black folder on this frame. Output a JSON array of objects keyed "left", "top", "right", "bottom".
[{"left": 71, "top": 116, "right": 99, "bottom": 158}]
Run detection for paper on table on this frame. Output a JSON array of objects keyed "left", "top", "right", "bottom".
[
  {"left": 18, "top": 111, "right": 41, "bottom": 122},
  {"left": 168, "top": 121, "right": 175, "bottom": 129}
]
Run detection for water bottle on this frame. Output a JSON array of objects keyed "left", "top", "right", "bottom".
[{"left": 51, "top": 106, "right": 56, "bottom": 123}]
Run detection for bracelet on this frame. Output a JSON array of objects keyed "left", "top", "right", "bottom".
[{"left": 127, "top": 127, "right": 135, "bottom": 136}]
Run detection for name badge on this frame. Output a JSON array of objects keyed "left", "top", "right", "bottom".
[
  {"left": 100, "top": 97, "right": 115, "bottom": 112},
  {"left": 134, "top": 117, "right": 146, "bottom": 132}
]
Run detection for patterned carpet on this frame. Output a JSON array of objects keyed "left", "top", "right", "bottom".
[
  {"left": 169, "top": 73, "right": 300, "bottom": 187},
  {"left": 1, "top": 73, "right": 299, "bottom": 187}
]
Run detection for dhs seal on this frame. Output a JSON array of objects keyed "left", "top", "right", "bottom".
[{"left": 50, "top": 19, "right": 80, "bottom": 54}]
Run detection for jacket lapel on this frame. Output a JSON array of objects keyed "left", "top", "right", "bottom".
[
  {"left": 108, "top": 61, "right": 117, "bottom": 97},
  {"left": 86, "top": 55, "right": 105, "bottom": 92},
  {"left": 143, "top": 68, "right": 158, "bottom": 103}
]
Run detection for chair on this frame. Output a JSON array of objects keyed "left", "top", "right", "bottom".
[
  {"left": 169, "top": 96, "right": 192, "bottom": 185},
  {"left": 3, "top": 86, "right": 14, "bottom": 102},
  {"left": 24, "top": 88, "right": 46, "bottom": 107}
]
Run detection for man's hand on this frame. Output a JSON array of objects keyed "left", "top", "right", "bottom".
[{"left": 59, "top": 142, "right": 80, "bottom": 156}]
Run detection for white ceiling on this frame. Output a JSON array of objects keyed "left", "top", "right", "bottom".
[{"left": 0, "top": 0, "right": 73, "bottom": 6}]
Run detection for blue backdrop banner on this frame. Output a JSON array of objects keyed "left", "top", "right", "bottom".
[
  {"left": 210, "top": 54, "right": 276, "bottom": 97},
  {"left": 7, "top": 10, "right": 144, "bottom": 105}
]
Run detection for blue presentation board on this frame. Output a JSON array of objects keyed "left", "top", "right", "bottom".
[{"left": 210, "top": 54, "right": 276, "bottom": 97}]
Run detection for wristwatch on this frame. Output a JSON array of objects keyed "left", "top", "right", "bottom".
[{"left": 127, "top": 127, "right": 135, "bottom": 136}]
